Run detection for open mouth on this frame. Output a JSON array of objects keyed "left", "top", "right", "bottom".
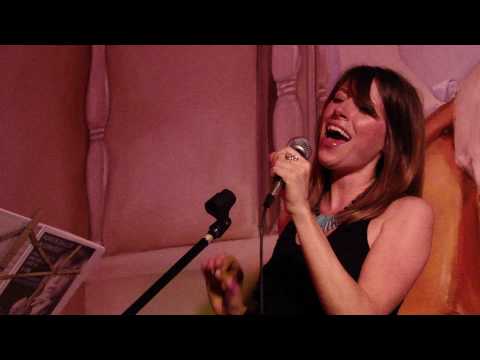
[{"left": 325, "top": 124, "right": 351, "bottom": 142}]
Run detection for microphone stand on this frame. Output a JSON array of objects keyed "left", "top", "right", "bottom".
[{"left": 122, "top": 218, "right": 231, "bottom": 315}]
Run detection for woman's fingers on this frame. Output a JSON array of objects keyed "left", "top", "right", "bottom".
[
  {"left": 202, "top": 254, "right": 224, "bottom": 273},
  {"left": 270, "top": 147, "right": 309, "bottom": 176},
  {"left": 213, "top": 256, "right": 238, "bottom": 281},
  {"left": 272, "top": 161, "right": 309, "bottom": 184},
  {"left": 219, "top": 255, "right": 244, "bottom": 286},
  {"left": 202, "top": 254, "right": 243, "bottom": 291},
  {"left": 271, "top": 147, "right": 305, "bottom": 164},
  {"left": 226, "top": 256, "right": 244, "bottom": 284}
]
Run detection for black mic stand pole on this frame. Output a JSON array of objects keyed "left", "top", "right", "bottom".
[{"left": 122, "top": 218, "right": 231, "bottom": 315}]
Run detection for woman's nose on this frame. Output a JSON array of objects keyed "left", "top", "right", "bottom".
[
  {"left": 333, "top": 104, "right": 348, "bottom": 119},
  {"left": 333, "top": 99, "right": 355, "bottom": 119}
]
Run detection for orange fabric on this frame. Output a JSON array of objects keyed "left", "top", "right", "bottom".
[{"left": 400, "top": 135, "right": 480, "bottom": 314}]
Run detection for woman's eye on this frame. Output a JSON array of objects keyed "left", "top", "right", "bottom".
[
  {"left": 332, "top": 97, "right": 343, "bottom": 103},
  {"left": 359, "top": 105, "right": 376, "bottom": 116}
]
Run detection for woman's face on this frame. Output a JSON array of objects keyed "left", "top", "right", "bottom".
[{"left": 318, "top": 80, "right": 387, "bottom": 176}]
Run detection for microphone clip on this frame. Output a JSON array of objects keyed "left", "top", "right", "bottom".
[
  {"left": 204, "top": 189, "right": 236, "bottom": 240},
  {"left": 208, "top": 217, "right": 232, "bottom": 239}
]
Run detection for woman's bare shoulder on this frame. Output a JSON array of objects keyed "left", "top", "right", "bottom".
[
  {"left": 383, "top": 196, "right": 433, "bottom": 221},
  {"left": 368, "top": 196, "right": 433, "bottom": 248}
]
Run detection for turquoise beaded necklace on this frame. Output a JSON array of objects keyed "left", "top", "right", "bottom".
[{"left": 316, "top": 213, "right": 338, "bottom": 233}]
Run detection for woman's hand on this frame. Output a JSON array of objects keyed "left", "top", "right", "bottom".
[
  {"left": 201, "top": 254, "right": 246, "bottom": 315},
  {"left": 270, "top": 147, "right": 312, "bottom": 216}
]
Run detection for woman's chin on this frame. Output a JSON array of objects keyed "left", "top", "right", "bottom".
[{"left": 318, "top": 154, "right": 343, "bottom": 170}]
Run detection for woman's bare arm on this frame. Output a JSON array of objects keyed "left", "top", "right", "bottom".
[{"left": 293, "top": 197, "right": 433, "bottom": 314}]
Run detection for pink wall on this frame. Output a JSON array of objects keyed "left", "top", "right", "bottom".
[
  {"left": 0, "top": 45, "right": 264, "bottom": 256},
  {"left": 103, "top": 45, "right": 260, "bottom": 254},
  {"left": 0, "top": 45, "right": 91, "bottom": 238}
]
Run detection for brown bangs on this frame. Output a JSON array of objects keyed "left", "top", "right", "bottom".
[{"left": 348, "top": 77, "right": 379, "bottom": 119}]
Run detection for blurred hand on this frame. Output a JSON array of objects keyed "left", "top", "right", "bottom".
[{"left": 201, "top": 254, "right": 246, "bottom": 315}]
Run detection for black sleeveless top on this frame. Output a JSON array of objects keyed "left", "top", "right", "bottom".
[{"left": 247, "top": 219, "right": 401, "bottom": 315}]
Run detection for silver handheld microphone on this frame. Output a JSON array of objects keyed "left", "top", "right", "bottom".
[{"left": 264, "top": 136, "right": 312, "bottom": 208}]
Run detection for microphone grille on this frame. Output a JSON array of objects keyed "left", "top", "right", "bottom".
[{"left": 288, "top": 137, "right": 312, "bottom": 160}]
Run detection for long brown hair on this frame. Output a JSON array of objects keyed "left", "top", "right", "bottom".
[{"left": 309, "top": 65, "right": 425, "bottom": 224}]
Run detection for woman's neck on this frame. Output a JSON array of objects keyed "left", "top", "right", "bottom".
[{"left": 320, "top": 161, "right": 377, "bottom": 215}]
